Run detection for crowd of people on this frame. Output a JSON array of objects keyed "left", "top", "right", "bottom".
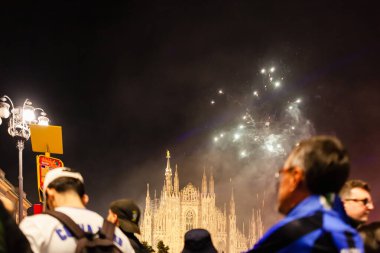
[{"left": 0, "top": 135, "right": 378, "bottom": 253}]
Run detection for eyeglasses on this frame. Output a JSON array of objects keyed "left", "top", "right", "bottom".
[{"left": 344, "top": 198, "right": 373, "bottom": 206}]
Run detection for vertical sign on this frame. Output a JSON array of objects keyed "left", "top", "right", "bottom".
[{"left": 36, "top": 155, "right": 64, "bottom": 201}]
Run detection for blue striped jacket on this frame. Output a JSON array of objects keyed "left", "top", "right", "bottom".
[{"left": 247, "top": 195, "right": 364, "bottom": 253}]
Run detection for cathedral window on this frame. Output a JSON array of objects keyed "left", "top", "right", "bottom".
[
  {"left": 182, "top": 184, "right": 198, "bottom": 201},
  {"left": 185, "top": 210, "right": 194, "bottom": 231}
]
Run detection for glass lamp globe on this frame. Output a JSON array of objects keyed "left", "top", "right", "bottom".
[
  {"left": 37, "top": 115, "right": 49, "bottom": 126},
  {"left": 23, "top": 105, "right": 36, "bottom": 122},
  {"left": 0, "top": 102, "right": 10, "bottom": 119}
]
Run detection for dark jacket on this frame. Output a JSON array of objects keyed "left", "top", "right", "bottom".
[
  {"left": 124, "top": 232, "right": 149, "bottom": 253},
  {"left": 0, "top": 201, "right": 33, "bottom": 253},
  {"left": 247, "top": 195, "right": 364, "bottom": 253}
]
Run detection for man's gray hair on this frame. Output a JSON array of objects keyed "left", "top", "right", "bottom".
[{"left": 288, "top": 135, "right": 350, "bottom": 194}]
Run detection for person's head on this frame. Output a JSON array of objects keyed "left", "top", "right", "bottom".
[
  {"left": 358, "top": 222, "right": 380, "bottom": 253},
  {"left": 340, "top": 179, "right": 374, "bottom": 224},
  {"left": 182, "top": 229, "right": 217, "bottom": 253},
  {"left": 108, "top": 199, "right": 141, "bottom": 234},
  {"left": 277, "top": 135, "right": 350, "bottom": 214},
  {"left": 43, "top": 167, "right": 88, "bottom": 210}
]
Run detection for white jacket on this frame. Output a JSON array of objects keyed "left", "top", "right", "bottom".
[{"left": 20, "top": 206, "right": 135, "bottom": 253}]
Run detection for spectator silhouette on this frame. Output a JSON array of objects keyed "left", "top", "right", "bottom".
[
  {"left": 108, "top": 198, "right": 148, "bottom": 253},
  {"left": 181, "top": 228, "right": 217, "bottom": 253},
  {"left": 0, "top": 198, "right": 32, "bottom": 253}
]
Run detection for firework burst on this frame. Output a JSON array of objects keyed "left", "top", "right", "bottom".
[{"left": 211, "top": 65, "right": 314, "bottom": 161}]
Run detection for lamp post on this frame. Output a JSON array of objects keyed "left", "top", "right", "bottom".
[{"left": 0, "top": 95, "right": 49, "bottom": 222}]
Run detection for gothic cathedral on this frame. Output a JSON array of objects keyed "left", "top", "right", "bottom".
[{"left": 140, "top": 151, "right": 263, "bottom": 253}]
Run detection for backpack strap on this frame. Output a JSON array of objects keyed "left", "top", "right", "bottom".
[
  {"left": 44, "top": 210, "right": 86, "bottom": 239},
  {"left": 101, "top": 219, "right": 117, "bottom": 240}
]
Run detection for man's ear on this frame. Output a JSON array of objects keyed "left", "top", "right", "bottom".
[
  {"left": 82, "top": 194, "right": 89, "bottom": 205},
  {"left": 46, "top": 188, "right": 56, "bottom": 199},
  {"left": 45, "top": 188, "right": 56, "bottom": 210},
  {"left": 290, "top": 167, "right": 305, "bottom": 191},
  {"left": 107, "top": 209, "right": 118, "bottom": 224}
]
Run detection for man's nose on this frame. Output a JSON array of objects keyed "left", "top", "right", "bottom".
[{"left": 367, "top": 202, "right": 374, "bottom": 210}]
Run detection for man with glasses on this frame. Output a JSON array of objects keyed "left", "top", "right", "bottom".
[
  {"left": 340, "top": 180, "right": 374, "bottom": 228},
  {"left": 247, "top": 135, "right": 364, "bottom": 252}
]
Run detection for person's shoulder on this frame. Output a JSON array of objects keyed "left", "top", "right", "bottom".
[
  {"left": 56, "top": 206, "right": 100, "bottom": 215},
  {"left": 20, "top": 213, "right": 59, "bottom": 227},
  {"left": 281, "top": 210, "right": 325, "bottom": 230},
  {"left": 255, "top": 211, "right": 324, "bottom": 247},
  {"left": 322, "top": 209, "right": 357, "bottom": 233},
  {"left": 321, "top": 211, "right": 364, "bottom": 250},
  {"left": 20, "top": 213, "right": 61, "bottom": 237},
  {"left": 55, "top": 207, "right": 103, "bottom": 222}
]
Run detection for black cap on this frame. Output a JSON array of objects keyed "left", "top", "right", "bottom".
[
  {"left": 109, "top": 199, "right": 141, "bottom": 234},
  {"left": 182, "top": 229, "right": 218, "bottom": 253}
]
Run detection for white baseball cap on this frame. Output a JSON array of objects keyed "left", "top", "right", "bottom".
[{"left": 43, "top": 167, "right": 84, "bottom": 194}]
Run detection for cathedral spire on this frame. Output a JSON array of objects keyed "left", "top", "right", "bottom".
[
  {"left": 249, "top": 208, "right": 257, "bottom": 245},
  {"left": 153, "top": 189, "right": 158, "bottom": 211},
  {"left": 209, "top": 168, "right": 215, "bottom": 196},
  {"left": 164, "top": 150, "right": 173, "bottom": 195},
  {"left": 166, "top": 150, "right": 171, "bottom": 171},
  {"left": 145, "top": 184, "right": 151, "bottom": 211},
  {"left": 174, "top": 164, "right": 179, "bottom": 195},
  {"left": 230, "top": 184, "right": 236, "bottom": 216},
  {"left": 201, "top": 167, "right": 207, "bottom": 196},
  {"left": 228, "top": 181, "right": 237, "bottom": 253}
]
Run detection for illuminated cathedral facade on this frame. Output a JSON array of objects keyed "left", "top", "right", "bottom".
[{"left": 140, "top": 151, "right": 263, "bottom": 253}]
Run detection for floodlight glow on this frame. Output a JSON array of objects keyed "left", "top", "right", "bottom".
[
  {"left": 261, "top": 68, "right": 266, "bottom": 74},
  {"left": 270, "top": 67, "right": 275, "bottom": 72},
  {"left": 23, "top": 107, "right": 35, "bottom": 122}
]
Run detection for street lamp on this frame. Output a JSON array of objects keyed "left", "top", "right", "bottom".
[{"left": 0, "top": 95, "right": 49, "bottom": 222}]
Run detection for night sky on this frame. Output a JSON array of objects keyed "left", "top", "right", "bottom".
[{"left": 0, "top": 1, "right": 379, "bottom": 227}]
